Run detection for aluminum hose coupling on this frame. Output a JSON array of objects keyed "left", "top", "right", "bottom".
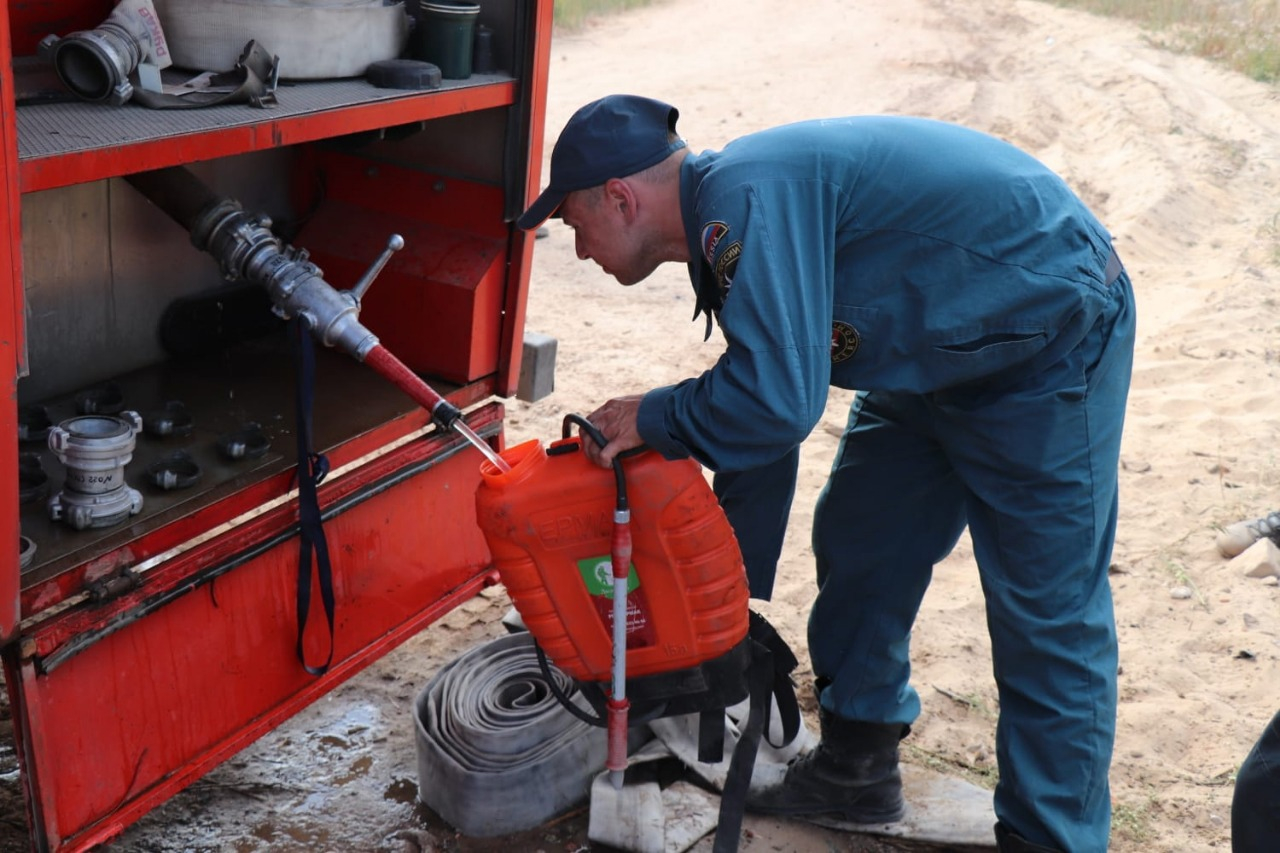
[
  {"left": 189, "top": 197, "right": 384, "bottom": 361},
  {"left": 47, "top": 411, "right": 145, "bottom": 531},
  {"left": 37, "top": 0, "right": 171, "bottom": 106}
]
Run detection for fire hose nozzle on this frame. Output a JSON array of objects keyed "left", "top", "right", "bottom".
[{"left": 429, "top": 398, "right": 462, "bottom": 431}]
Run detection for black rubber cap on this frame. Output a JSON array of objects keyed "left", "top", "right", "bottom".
[{"left": 366, "top": 59, "right": 443, "bottom": 90}]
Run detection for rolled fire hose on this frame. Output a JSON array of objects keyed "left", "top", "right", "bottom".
[
  {"left": 151, "top": 0, "right": 409, "bottom": 79},
  {"left": 414, "top": 631, "right": 609, "bottom": 837}
]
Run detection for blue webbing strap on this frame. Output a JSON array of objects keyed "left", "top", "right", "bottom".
[{"left": 291, "top": 317, "right": 335, "bottom": 676}]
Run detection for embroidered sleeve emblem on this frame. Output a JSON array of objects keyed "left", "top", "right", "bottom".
[
  {"left": 701, "top": 221, "right": 730, "bottom": 266},
  {"left": 831, "top": 321, "right": 861, "bottom": 363},
  {"left": 714, "top": 241, "right": 741, "bottom": 297}
]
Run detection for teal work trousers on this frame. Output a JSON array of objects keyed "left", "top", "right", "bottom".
[{"left": 810, "top": 271, "right": 1135, "bottom": 851}]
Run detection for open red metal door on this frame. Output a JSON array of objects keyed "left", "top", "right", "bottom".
[{"left": 0, "top": 0, "right": 25, "bottom": 642}]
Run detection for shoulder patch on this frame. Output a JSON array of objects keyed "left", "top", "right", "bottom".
[
  {"left": 715, "top": 241, "right": 742, "bottom": 297},
  {"left": 701, "top": 221, "right": 730, "bottom": 266},
  {"left": 831, "top": 321, "right": 861, "bottom": 363}
]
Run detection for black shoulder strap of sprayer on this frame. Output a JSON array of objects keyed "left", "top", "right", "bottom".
[
  {"left": 748, "top": 610, "right": 802, "bottom": 747},
  {"left": 290, "top": 316, "right": 335, "bottom": 676},
  {"left": 711, "top": 610, "right": 801, "bottom": 853}
]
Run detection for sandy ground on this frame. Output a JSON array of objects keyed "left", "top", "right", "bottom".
[{"left": 4, "top": 0, "right": 1279, "bottom": 851}]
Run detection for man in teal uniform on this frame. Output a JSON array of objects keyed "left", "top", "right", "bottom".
[
  {"left": 1232, "top": 711, "right": 1280, "bottom": 849},
  {"left": 517, "top": 94, "right": 1135, "bottom": 853}
]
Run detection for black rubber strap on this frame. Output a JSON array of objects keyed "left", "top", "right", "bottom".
[{"left": 291, "top": 317, "right": 335, "bottom": 676}]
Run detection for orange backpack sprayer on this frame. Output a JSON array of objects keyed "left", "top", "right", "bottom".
[{"left": 475, "top": 415, "right": 801, "bottom": 852}]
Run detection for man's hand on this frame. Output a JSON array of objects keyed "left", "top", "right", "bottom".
[{"left": 582, "top": 395, "right": 646, "bottom": 468}]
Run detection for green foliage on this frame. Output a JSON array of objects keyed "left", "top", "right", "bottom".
[
  {"left": 1111, "top": 795, "right": 1155, "bottom": 843},
  {"left": 1243, "top": 42, "right": 1280, "bottom": 83}
]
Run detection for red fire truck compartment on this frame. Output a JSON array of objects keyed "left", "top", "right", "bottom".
[{"left": 0, "top": 1, "right": 554, "bottom": 849}]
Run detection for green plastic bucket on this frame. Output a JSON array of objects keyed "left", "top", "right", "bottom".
[{"left": 415, "top": 2, "right": 480, "bottom": 79}]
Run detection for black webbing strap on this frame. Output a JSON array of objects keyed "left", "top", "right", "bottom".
[
  {"left": 748, "top": 611, "right": 802, "bottom": 749},
  {"left": 712, "top": 637, "right": 772, "bottom": 853},
  {"left": 290, "top": 317, "right": 335, "bottom": 676},
  {"left": 699, "top": 708, "right": 726, "bottom": 763},
  {"left": 712, "top": 611, "right": 801, "bottom": 853}
]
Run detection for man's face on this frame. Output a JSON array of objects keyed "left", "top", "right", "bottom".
[{"left": 559, "top": 186, "right": 660, "bottom": 287}]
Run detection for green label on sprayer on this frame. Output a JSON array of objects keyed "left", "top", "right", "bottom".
[{"left": 577, "top": 555, "right": 640, "bottom": 598}]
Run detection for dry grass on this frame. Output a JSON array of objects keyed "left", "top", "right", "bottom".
[
  {"left": 1050, "top": 0, "right": 1280, "bottom": 82},
  {"left": 553, "top": 0, "right": 660, "bottom": 30},
  {"left": 554, "top": 0, "right": 1280, "bottom": 83}
]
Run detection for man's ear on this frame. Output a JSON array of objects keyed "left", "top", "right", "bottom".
[{"left": 604, "top": 177, "right": 639, "bottom": 222}]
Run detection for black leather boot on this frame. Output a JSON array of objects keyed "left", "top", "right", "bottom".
[
  {"left": 995, "top": 821, "right": 1065, "bottom": 852},
  {"left": 746, "top": 705, "right": 908, "bottom": 823}
]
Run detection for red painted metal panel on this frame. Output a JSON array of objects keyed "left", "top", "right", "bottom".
[
  {"left": 301, "top": 208, "right": 506, "bottom": 384},
  {"left": 6, "top": 406, "right": 503, "bottom": 851},
  {"left": 305, "top": 148, "right": 509, "bottom": 238},
  {"left": 24, "top": 403, "right": 503, "bottom": 657},
  {"left": 497, "top": 0, "right": 556, "bottom": 398},
  {"left": 293, "top": 151, "right": 509, "bottom": 384}
]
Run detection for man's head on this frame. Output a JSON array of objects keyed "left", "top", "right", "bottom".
[{"left": 517, "top": 94, "right": 686, "bottom": 231}]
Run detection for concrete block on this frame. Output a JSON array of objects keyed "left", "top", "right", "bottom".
[{"left": 517, "top": 330, "right": 557, "bottom": 402}]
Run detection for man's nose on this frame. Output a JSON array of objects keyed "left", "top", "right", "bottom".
[{"left": 575, "top": 233, "right": 589, "bottom": 261}]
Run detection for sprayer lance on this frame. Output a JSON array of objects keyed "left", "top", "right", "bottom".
[{"left": 123, "top": 166, "right": 488, "bottom": 450}]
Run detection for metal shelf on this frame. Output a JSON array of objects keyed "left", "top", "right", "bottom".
[{"left": 17, "top": 73, "right": 518, "bottom": 192}]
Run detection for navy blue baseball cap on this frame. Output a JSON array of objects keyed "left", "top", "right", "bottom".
[{"left": 517, "top": 94, "right": 686, "bottom": 230}]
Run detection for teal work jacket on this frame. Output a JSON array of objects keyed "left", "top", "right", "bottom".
[{"left": 636, "top": 116, "right": 1118, "bottom": 471}]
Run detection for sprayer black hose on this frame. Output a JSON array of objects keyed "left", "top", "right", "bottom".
[
  {"left": 561, "top": 413, "right": 640, "bottom": 512},
  {"left": 535, "top": 643, "right": 605, "bottom": 727}
]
